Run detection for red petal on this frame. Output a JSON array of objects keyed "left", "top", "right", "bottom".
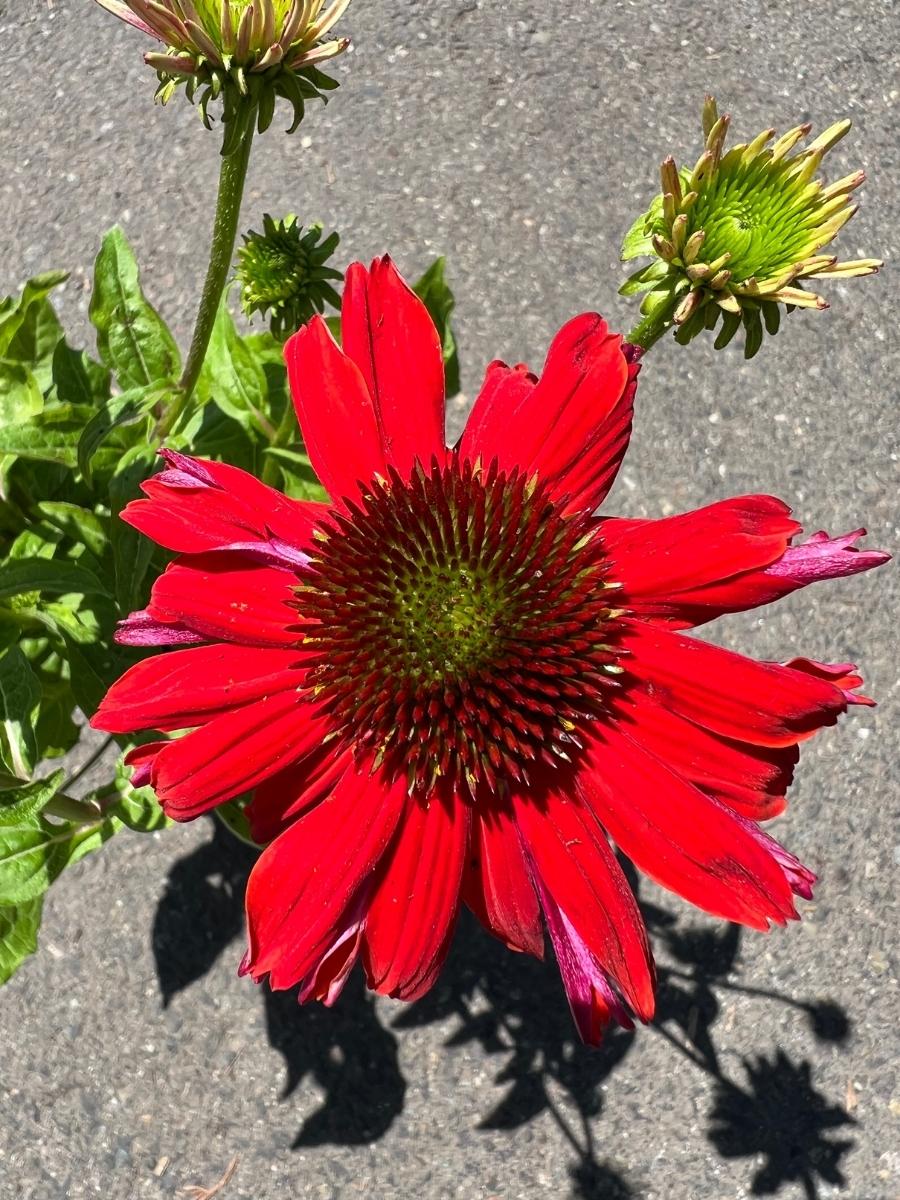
[
  {"left": 611, "top": 686, "right": 796, "bottom": 820},
  {"left": 619, "top": 620, "right": 848, "bottom": 747},
  {"left": 285, "top": 314, "right": 388, "bottom": 504},
  {"left": 512, "top": 788, "right": 655, "bottom": 1021},
  {"left": 460, "top": 315, "right": 636, "bottom": 514},
  {"left": 147, "top": 554, "right": 299, "bottom": 646},
  {"left": 462, "top": 808, "right": 544, "bottom": 957},
  {"left": 363, "top": 793, "right": 470, "bottom": 1001},
  {"left": 92, "top": 644, "right": 303, "bottom": 735},
  {"left": 152, "top": 690, "right": 324, "bottom": 819},
  {"left": 578, "top": 723, "right": 799, "bottom": 930},
  {"left": 602, "top": 496, "right": 799, "bottom": 626},
  {"left": 245, "top": 762, "right": 407, "bottom": 989},
  {"left": 246, "top": 746, "right": 352, "bottom": 844},
  {"left": 342, "top": 257, "right": 446, "bottom": 478},
  {"left": 605, "top": 511, "right": 886, "bottom": 628},
  {"left": 123, "top": 451, "right": 327, "bottom": 557},
  {"left": 123, "top": 741, "right": 167, "bottom": 788}
]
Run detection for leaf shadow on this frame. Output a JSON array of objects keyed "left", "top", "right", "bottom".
[{"left": 151, "top": 823, "right": 856, "bottom": 1198}]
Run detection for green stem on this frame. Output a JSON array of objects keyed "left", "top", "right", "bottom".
[
  {"left": 156, "top": 111, "right": 257, "bottom": 439},
  {"left": 624, "top": 295, "right": 679, "bottom": 353}
]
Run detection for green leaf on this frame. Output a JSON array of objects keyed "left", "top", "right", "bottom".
[
  {"left": 76, "top": 385, "right": 160, "bottom": 482},
  {"left": 109, "top": 444, "right": 156, "bottom": 614},
  {"left": 413, "top": 258, "right": 461, "bottom": 397},
  {"left": 196, "top": 301, "right": 273, "bottom": 436},
  {"left": 0, "top": 648, "right": 41, "bottom": 780},
  {"left": 102, "top": 761, "right": 171, "bottom": 834},
  {"left": 51, "top": 340, "right": 112, "bottom": 408},
  {"left": 0, "top": 896, "right": 43, "bottom": 985},
  {"left": 0, "top": 771, "right": 65, "bottom": 827},
  {"left": 262, "top": 446, "right": 328, "bottom": 502},
  {"left": 0, "top": 558, "right": 111, "bottom": 601},
  {"left": 0, "top": 403, "right": 96, "bottom": 468},
  {"left": 89, "top": 227, "right": 181, "bottom": 390},
  {"left": 0, "top": 814, "right": 119, "bottom": 906},
  {"left": 0, "top": 359, "right": 43, "bottom": 426},
  {"left": 35, "top": 503, "right": 109, "bottom": 561},
  {"left": 0, "top": 272, "right": 68, "bottom": 369}
]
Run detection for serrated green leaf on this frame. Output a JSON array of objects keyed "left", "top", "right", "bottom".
[
  {"left": 0, "top": 648, "right": 41, "bottom": 780},
  {"left": 0, "top": 359, "right": 43, "bottom": 426},
  {"left": 413, "top": 257, "right": 461, "bottom": 397},
  {"left": 77, "top": 385, "right": 160, "bottom": 482},
  {"left": 0, "top": 403, "right": 95, "bottom": 468},
  {"left": 89, "top": 227, "right": 181, "bottom": 390},
  {"left": 0, "top": 896, "right": 44, "bottom": 985},
  {"left": 0, "top": 558, "right": 111, "bottom": 601},
  {"left": 0, "top": 770, "right": 65, "bottom": 827}
]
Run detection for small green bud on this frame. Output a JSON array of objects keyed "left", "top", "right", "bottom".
[
  {"left": 237, "top": 214, "right": 342, "bottom": 338},
  {"left": 620, "top": 96, "right": 882, "bottom": 356},
  {"left": 94, "top": 0, "right": 351, "bottom": 150}
]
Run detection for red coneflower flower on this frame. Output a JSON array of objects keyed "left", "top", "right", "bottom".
[{"left": 93, "top": 257, "right": 887, "bottom": 1042}]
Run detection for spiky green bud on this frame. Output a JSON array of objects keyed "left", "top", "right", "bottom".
[
  {"left": 94, "top": 0, "right": 351, "bottom": 153},
  {"left": 621, "top": 97, "right": 882, "bottom": 356},
  {"left": 237, "top": 215, "right": 342, "bottom": 338}
]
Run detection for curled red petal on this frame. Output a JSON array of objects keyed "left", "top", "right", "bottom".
[{"left": 462, "top": 808, "right": 544, "bottom": 958}]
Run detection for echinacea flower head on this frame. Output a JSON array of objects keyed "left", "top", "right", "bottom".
[
  {"left": 622, "top": 96, "right": 882, "bottom": 356},
  {"left": 237, "top": 215, "right": 342, "bottom": 338},
  {"left": 94, "top": 0, "right": 350, "bottom": 145},
  {"left": 93, "top": 258, "right": 887, "bottom": 1042}
]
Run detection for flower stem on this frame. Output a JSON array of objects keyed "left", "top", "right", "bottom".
[
  {"left": 157, "top": 112, "right": 257, "bottom": 439},
  {"left": 624, "top": 294, "right": 680, "bottom": 353}
]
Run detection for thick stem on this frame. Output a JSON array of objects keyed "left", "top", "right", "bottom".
[
  {"left": 157, "top": 112, "right": 257, "bottom": 439},
  {"left": 624, "top": 295, "right": 679, "bottom": 353}
]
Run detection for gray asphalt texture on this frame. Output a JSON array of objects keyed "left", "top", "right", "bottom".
[{"left": 1, "top": 1, "right": 899, "bottom": 1198}]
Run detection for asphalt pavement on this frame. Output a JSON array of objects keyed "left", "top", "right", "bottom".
[{"left": 1, "top": 1, "right": 898, "bottom": 1197}]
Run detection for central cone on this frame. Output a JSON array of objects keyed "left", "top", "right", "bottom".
[{"left": 297, "top": 457, "right": 624, "bottom": 797}]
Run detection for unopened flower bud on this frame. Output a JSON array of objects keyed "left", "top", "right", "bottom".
[
  {"left": 620, "top": 96, "right": 881, "bottom": 356},
  {"left": 237, "top": 215, "right": 342, "bottom": 338}
]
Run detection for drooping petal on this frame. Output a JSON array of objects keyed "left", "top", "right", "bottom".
[
  {"left": 601, "top": 496, "right": 800, "bottom": 625},
  {"left": 578, "top": 722, "right": 802, "bottom": 930},
  {"left": 244, "top": 761, "right": 407, "bottom": 989},
  {"left": 460, "top": 315, "right": 638, "bottom": 514},
  {"left": 123, "top": 450, "right": 327, "bottom": 560},
  {"left": 462, "top": 807, "right": 544, "bottom": 957},
  {"left": 91, "top": 644, "right": 303, "bottom": 734},
  {"left": 151, "top": 689, "right": 324, "bottom": 819},
  {"left": 285, "top": 314, "right": 388, "bottom": 503},
  {"left": 298, "top": 891, "right": 369, "bottom": 1006},
  {"left": 246, "top": 745, "right": 353, "bottom": 844},
  {"left": 363, "top": 792, "right": 470, "bottom": 1001},
  {"left": 512, "top": 787, "right": 655, "bottom": 1022},
  {"left": 611, "top": 685, "right": 797, "bottom": 820},
  {"left": 534, "top": 872, "right": 635, "bottom": 1044},
  {"left": 618, "top": 620, "right": 850, "bottom": 747},
  {"left": 147, "top": 554, "right": 300, "bottom": 646},
  {"left": 605, "top": 512, "right": 887, "bottom": 627},
  {"left": 784, "top": 657, "right": 874, "bottom": 706},
  {"left": 341, "top": 257, "right": 446, "bottom": 477},
  {"left": 123, "top": 741, "right": 167, "bottom": 788}
]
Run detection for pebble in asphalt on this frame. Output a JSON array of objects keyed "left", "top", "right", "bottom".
[{"left": 0, "top": 1, "right": 898, "bottom": 1197}]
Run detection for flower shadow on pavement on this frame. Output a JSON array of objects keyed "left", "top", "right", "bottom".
[{"left": 152, "top": 822, "right": 855, "bottom": 1198}]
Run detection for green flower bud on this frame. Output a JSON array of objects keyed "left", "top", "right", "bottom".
[
  {"left": 237, "top": 215, "right": 342, "bottom": 338},
  {"left": 621, "top": 97, "right": 882, "bottom": 356},
  {"left": 94, "top": 0, "right": 351, "bottom": 151}
]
